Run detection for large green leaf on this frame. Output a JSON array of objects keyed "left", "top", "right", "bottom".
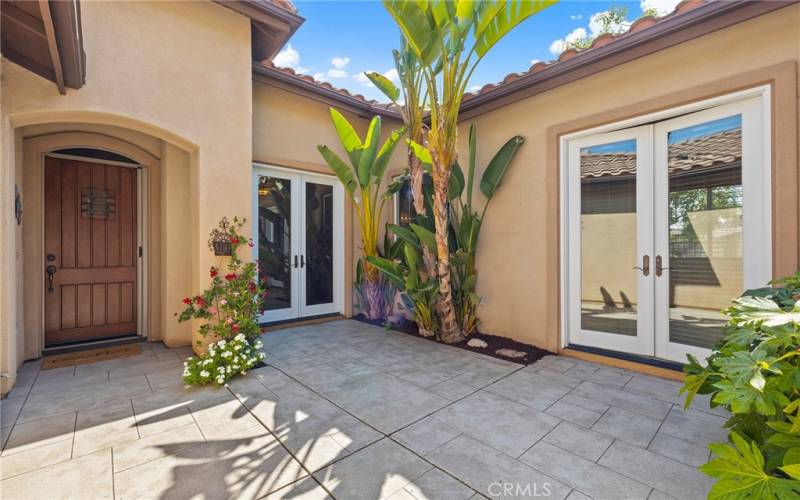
[
  {"left": 727, "top": 296, "right": 800, "bottom": 327},
  {"left": 466, "top": 123, "right": 477, "bottom": 209},
  {"left": 403, "top": 243, "right": 420, "bottom": 289},
  {"left": 382, "top": 0, "right": 440, "bottom": 65},
  {"left": 701, "top": 432, "right": 800, "bottom": 499},
  {"left": 448, "top": 162, "right": 465, "bottom": 201},
  {"left": 480, "top": 135, "right": 525, "bottom": 200},
  {"left": 474, "top": 1, "right": 557, "bottom": 57},
  {"left": 365, "top": 256, "right": 405, "bottom": 289},
  {"left": 365, "top": 71, "right": 401, "bottom": 103},
  {"left": 357, "top": 116, "right": 382, "bottom": 187},
  {"left": 410, "top": 223, "right": 437, "bottom": 253},
  {"left": 329, "top": 108, "right": 362, "bottom": 167},
  {"left": 407, "top": 139, "right": 432, "bottom": 165},
  {"left": 388, "top": 224, "right": 421, "bottom": 250},
  {"left": 372, "top": 126, "right": 406, "bottom": 183},
  {"left": 316, "top": 145, "right": 357, "bottom": 194}
]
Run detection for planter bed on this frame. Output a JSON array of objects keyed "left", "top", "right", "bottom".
[{"left": 353, "top": 314, "right": 552, "bottom": 365}]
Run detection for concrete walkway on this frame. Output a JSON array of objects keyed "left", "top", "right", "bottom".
[{"left": 0, "top": 320, "right": 725, "bottom": 499}]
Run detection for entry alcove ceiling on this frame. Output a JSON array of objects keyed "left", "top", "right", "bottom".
[{"left": 0, "top": 0, "right": 85, "bottom": 94}]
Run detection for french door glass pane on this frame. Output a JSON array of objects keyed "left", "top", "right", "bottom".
[
  {"left": 305, "top": 182, "right": 334, "bottom": 306},
  {"left": 667, "top": 115, "right": 742, "bottom": 348},
  {"left": 257, "top": 176, "right": 292, "bottom": 311},
  {"left": 580, "top": 139, "right": 638, "bottom": 336}
]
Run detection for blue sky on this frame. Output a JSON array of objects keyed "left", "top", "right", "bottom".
[{"left": 274, "top": 0, "right": 683, "bottom": 102}]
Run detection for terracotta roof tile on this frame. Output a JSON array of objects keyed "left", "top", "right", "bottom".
[
  {"left": 462, "top": 0, "right": 710, "bottom": 102},
  {"left": 262, "top": 0, "right": 711, "bottom": 110}
]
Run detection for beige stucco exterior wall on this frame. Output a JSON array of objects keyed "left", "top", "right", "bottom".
[
  {"left": 252, "top": 82, "right": 405, "bottom": 316},
  {"left": 456, "top": 5, "right": 800, "bottom": 351},
  {"left": 0, "top": 0, "right": 253, "bottom": 394}
]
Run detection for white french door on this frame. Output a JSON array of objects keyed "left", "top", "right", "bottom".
[
  {"left": 565, "top": 93, "right": 770, "bottom": 362},
  {"left": 252, "top": 165, "right": 344, "bottom": 323}
]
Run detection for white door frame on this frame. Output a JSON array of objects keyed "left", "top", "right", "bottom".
[
  {"left": 566, "top": 126, "right": 654, "bottom": 356},
  {"left": 653, "top": 96, "right": 770, "bottom": 362},
  {"left": 560, "top": 85, "right": 771, "bottom": 361},
  {"left": 252, "top": 163, "right": 345, "bottom": 323}
]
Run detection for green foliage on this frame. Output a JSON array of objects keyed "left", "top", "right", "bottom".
[
  {"left": 177, "top": 216, "right": 267, "bottom": 386},
  {"left": 178, "top": 217, "right": 265, "bottom": 344},
  {"left": 681, "top": 272, "right": 800, "bottom": 498},
  {"left": 182, "top": 335, "right": 265, "bottom": 386}
]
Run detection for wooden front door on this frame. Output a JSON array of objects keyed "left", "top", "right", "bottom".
[{"left": 44, "top": 156, "right": 138, "bottom": 345}]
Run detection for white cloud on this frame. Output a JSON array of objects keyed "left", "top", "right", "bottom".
[
  {"left": 383, "top": 68, "right": 399, "bottom": 83},
  {"left": 530, "top": 59, "right": 541, "bottom": 66},
  {"left": 548, "top": 27, "right": 587, "bottom": 56},
  {"left": 352, "top": 72, "right": 371, "bottom": 85},
  {"left": 640, "top": 0, "right": 682, "bottom": 16},
  {"left": 588, "top": 10, "right": 630, "bottom": 37},
  {"left": 330, "top": 56, "right": 350, "bottom": 70},
  {"left": 312, "top": 72, "right": 327, "bottom": 82},
  {"left": 468, "top": 85, "right": 482, "bottom": 92},
  {"left": 274, "top": 44, "right": 299, "bottom": 68},
  {"left": 327, "top": 68, "right": 347, "bottom": 78},
  {"left": 570, "top": 14, "right": 583, "bottom": 20}
]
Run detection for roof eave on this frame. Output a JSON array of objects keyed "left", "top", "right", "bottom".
[{"left": 459, "top": 0, "right": 795, "bottom": 118}]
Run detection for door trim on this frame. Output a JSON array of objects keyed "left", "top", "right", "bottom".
[
  {"left": 41, "top": 153, "right": 147, "bottom": 347},
  {"left": 252, "top": 163, "right": 345, "bottom": 323},
  {"left": 560, "top": 85, "right": 772, "bottom": 360}
]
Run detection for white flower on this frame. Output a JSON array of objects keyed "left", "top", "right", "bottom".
[
  {"left": 254, "top": 340, "right": 263, "bottom": 349},
  {"left": 223, "top": 350, "right": 232, "bottom": 358},
  {"left": 234, "top": 344, "right": 242, "bottom": 351},
  {"left": 200, "top": 370, "right": 210, "bottom": 378},
  {"left": 219, "top": 299, "right": 227, "bottom": 306},
  {"left": 208, "top": 348, "right": 215, "bottom": 356},
  {"left": 183, "top": 361, "right": 188, "bottom": 367},
  {"left": 235, "top": 333, "right": 245, "bottom": 342},
  {"left": 226, "top": 366, "right": 232, "bottom": 373},
  {"left": 218, "top": 339, "right": 227, "bottom": 347},
  {"left": 203, "top": 359, "right": 213, "bottom": 366},
  {"left": 183, "top": 369, "right": 190, "bottom": 376},
  {"left": 258, "top": 352, "right": 266, "bottom": 359}
]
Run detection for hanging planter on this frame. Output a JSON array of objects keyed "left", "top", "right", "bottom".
[{"left": 208, "top": 217, "right": 233, "bottom": 256}]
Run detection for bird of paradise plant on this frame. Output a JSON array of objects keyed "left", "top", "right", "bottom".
[
  {"left": 383, "top": 0, "right": 556, "bottom": 343},
  {"left": 317, "top": 109, "right": 406, "bottom": 320}
]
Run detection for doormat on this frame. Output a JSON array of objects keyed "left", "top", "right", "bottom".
[
  {"left": 42, "top": 344, "right": 141, "bottom": 370},
  {"left": 261, "top": 314, "right": 344, "bottom": 332}
]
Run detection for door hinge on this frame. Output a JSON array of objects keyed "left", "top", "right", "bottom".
[{"left": 138, "top": 246, "right": 143, "bottom": 258}]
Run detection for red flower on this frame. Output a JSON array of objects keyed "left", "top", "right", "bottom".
[
  {"left": 247, "top": 281, "right": 257, "bottom": 293},
  {"left": 182, "top": 297, "right": 192, "bottom": 305},
  {"left": 224, "top": 273, "right": 236, "bottom": 281},
  {"left": 230, "top": 237, "right": 240, "bottom": 245},
  {"left": 194, "top": 296, "right": 205, "bottom": 306},
  {"left": 248, "top": 239, "right": 255, "bottom": 248},
  {"left": 231, "top": 323, "right": 240, "bottom": 333},
  {"left": 209, "top": 267, "right": 218, "bottom": 278}
]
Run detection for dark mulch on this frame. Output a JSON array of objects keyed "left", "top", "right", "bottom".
[{"left": 352, "top": 315, "right": 552, "bottom": 365}]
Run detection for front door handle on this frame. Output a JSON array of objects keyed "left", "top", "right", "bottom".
[
  {"left": 46, "top": 265, "right": 57, "bottom": 292},
  {"left": 656, "top": 255, "right": 668, "bottom": 277},
  {"left": 633, "top": 255, "right": 650, "bottom": 276},
  {"left": 300, "top": 255, "right": 305, "bottom": 268},
  {"left": 293, "top": 255, "right": 299, "bottom": 269}
]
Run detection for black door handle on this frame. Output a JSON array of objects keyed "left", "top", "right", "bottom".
[
  {"left": 300, "top": 255, "right": 305, "bottom": 268},
  {"left": 46, "top": 265, "right": 57, "bottom": 292},
  {"left": 293, "top": 255, "right": 299, "bottom": 268}
]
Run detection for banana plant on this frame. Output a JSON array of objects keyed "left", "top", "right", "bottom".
[
  {"left": 367, "top": 223, "right": 439, "bottom": 337},
  {"left": 317, "top": 109, "right": 406, "bottom": 320},
  {"left": 383, "top": 0, "right": 556, "bottom": 343}
]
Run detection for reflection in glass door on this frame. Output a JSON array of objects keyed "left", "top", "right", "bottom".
[
  {"left": 567, "top": 127, "right": 654, "bottom": 356},
  {"left": 567, "top": 93, "right": 769, "bottom": 363},
  {"left": 253, "top": 166, "right": 343, "bottom": 323},
  {"left": 654, "top": 97, "right": 768, "bottom": 362}
]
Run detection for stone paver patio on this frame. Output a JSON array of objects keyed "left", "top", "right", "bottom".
[{"left": 0, "top": 320, "right": 726, "bottom": 499}]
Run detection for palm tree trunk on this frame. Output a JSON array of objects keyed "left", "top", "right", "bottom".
[
  {"left": 409, "top": 152, "right": 438, "bottom": 279},
  {"left": 432, "top": 167, "right": 462, "bottom": 344}
]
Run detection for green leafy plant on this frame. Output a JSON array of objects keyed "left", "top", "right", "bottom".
[
  {"left": 446, "top": 125, "right": 525, "bottom": 336},
  {"left": 177, "top": 216, "right": 266, "bottom": 385},
  {"left": 383, "top": 0, "right": 556, "bottom": 343},
  {"left": 182, "top": 334, "right": 265, "bottom": 386},
  {"left": 368, "top": 223, "right": 440, "bottom": 337},
  {"left": 317, "top": 110, "right": 405, "bottom": 320},
  {"left": 681, "top": 272, "right": 800, "bottom": 498}
]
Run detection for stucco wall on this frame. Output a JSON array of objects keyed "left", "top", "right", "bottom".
[
  {"left": 0, "top": 0, "right": 253, "bottom": 394},
  {"left": 252, "top": 82, "right": 405, "bottom": 315},
  {"left": 456, "top": 5, "right": 800, "bottom": 350}
]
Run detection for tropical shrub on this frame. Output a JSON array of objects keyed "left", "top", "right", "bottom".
[
  {"left": 177, "top": 216, "right": 266, "bottom": 385},
  {"left": 383, "top": 0, "right": 555, "bottom": 343},
  {"left": 317, "top": 110, "right": 405, "bottom": 320},
  {"left": 681, "top": 273, "right": 800, "bottom": 498}
]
